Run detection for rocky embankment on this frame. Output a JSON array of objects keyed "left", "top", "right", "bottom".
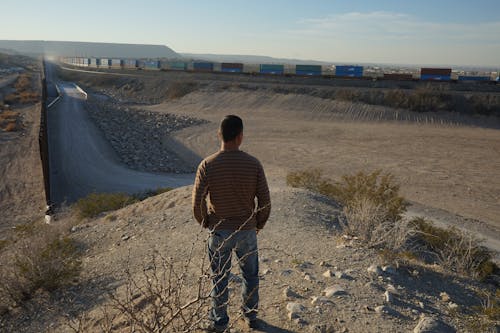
[{"left": 85, "top": 98, "right": 207, "bottom": 173}]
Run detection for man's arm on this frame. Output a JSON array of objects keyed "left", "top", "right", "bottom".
[
  {"left": 255, "top": 162, "right": 271, "bottom": 230},
  {"left": 192, "top": 161, "right": 209, "bottom": 226}
]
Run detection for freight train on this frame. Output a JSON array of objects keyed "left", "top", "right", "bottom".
[{"left": 59, "top": 57, "right": 499, "bottom": 84}]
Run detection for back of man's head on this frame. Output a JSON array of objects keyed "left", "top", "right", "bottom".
[{"left": 220, "top": 115, "right": 243, "bottom": 142}]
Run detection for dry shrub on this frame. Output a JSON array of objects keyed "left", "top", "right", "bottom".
[
  {"left": 0, "top": 224, "right": 81, "bottom": 310},
  {"left": 287, "top": 169, "right": 410, "bottom": 247},
  {"left": 14, "top": 74, "right": 32, "bottom": 91},
  {"left": 411, "top": 218, "right": 497, "bottom": 280},
  {"left": 73, "top": 192, "right": 138, "bottom": 219}
]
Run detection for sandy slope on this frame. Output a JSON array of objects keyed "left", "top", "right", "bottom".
[
  {"left": 143, "top": 90, "right": 500, "bottom": 236},
  {"left": 0, "top": 102, "right": 45, "bottom": 232}
]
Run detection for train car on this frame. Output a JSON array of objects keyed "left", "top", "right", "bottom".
[
  {"left": 143, "top": 60, "right": 160, "bottom": 70},
  {"left": 221, "top": 63, "right": 243, "bottom": 73},
  {"left": 383, "top": 73, "right": 414, "bottom": 80},
  {"left": 193, "top": 62, "right": 214, "bottom": 72},
  {"left": 90, "top": 58, "right": 99, "bottom": 68},
  {"left": 295, "top": 64, "right": 322, "bottom": 76},
  {"left": 335, "top": 65, "right": 364, "bottom": 78},
  {"left": 165, "top": 61, "right": 188, "bottom": 71},
  {"left": 260, "top": 64, "right": 284, "bottom": 75},
  {"left": 122, "top": 59, "right": 138, "bottom": 69},
  {"left": 457, "top": 76, "right": 491, "bottom": 82},
  {"left": 420, "top": 68, "right": 451, "bottom": 81},
  {"left": 99, "top": 58, "right": 110, "bottom": 68},
  {"left": 110, "top": 59, "right": 122, "bottom": 69}
]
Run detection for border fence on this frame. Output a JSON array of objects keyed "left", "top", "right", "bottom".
[{"left": 39, "top": 61, "right": 51, "bottom": 214}]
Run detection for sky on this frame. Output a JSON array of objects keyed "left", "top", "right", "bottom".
[{"left": 1, "top": 0, "right": 499, "bottom": 66}]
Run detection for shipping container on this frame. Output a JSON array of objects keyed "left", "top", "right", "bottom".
[
  {"left": 122, "top": 59, "right": 137, "bottom": 68},
  {"left": 143, "top": 60, "right": 160, "bottom": 70},
  {"left": 167, "top": 62, "right": 188, "bottom": 71},
  {"left": 383, "top": 73, "right": 413, "bottom": 80},
  {"left": 259, "top": 64, "right": 284, "bottom": 74},
  {"left": 90, "top": 58, "right": 99, "bottom": 67},
  {"left": 193, "top": 62, "right": 214, "bottom": 72},
  {"left": 335, "top": 65, "right": 364, "bottom": 77},
  {"left": 110, "top": 59, "right": 121, "bottom": 68},
  {"left": 99, "top": 58, "right": 110, "bottom": 68},
  {"left": 420, "top": 68, "right": 452, "bottom": 76},
  {"left": 295, "top": 64, "right": 322, "bottom": 76},
  {"left": 221, "top": 62, "right": 243, "bottom": 73},
  {"left": 420, "top": 74, "right": 451, "bottom": 81},
  {"left": 457, "top": 76, "right": 491, "bottom": 81}
]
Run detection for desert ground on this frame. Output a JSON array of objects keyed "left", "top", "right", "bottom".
[{"left": 1, "top": 61, "right": 499, "bottom": 332}]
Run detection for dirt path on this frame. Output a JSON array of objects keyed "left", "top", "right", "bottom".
[{"left": 46, "top": 82, "right": 194, "bottom": 205}]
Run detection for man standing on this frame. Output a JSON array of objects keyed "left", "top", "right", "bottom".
[{"left": 192, "top": 115, "right": 271, "bottom": 332}]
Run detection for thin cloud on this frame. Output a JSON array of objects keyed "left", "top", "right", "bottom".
[{"left": 290, "top": 11, "right": 500, "bottom": 43}]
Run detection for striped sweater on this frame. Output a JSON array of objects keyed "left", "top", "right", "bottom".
[{"left": 192, "top": 149, "right": 271, "bottom": 230}]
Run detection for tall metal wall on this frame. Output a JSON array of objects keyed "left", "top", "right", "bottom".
[{"left": 39, "top": 61, "right": 51, "bottom": 213}]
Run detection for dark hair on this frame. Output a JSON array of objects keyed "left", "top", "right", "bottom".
[{"left": 220, "top": 115, "right": 243, "bottom": 142}]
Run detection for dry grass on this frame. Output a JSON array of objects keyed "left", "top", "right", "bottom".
[
  {"left": 0, "top": 222, "right": 82, "bottom": 312},
  {"left": 166, "top": 81, "right": 198, "bottom": 99},
  {"left": 410, "top": 218, "right": 497, "bottom": 280},
  {"left": 73, "top": 192, "right": 138, "bottom": 219}
]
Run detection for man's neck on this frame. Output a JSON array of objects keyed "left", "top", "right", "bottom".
[{"left": 221, "top": 142, "right": 240, "bottom": 151}]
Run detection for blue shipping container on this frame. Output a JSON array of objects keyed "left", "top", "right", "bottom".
[
  {"left": 458, "top": 76, "right": 490, "bottom": 81},
  {"left": 193, "top": 62, "right": 214, "bottom": 71},
  {"left": 260, "top": 64, "right": 284, "bottom": 74},
  {"left": 296, "top": 70, "right": 322, "bottom": 76},
  {"left": 421, "top": 74, "right": 451, "bottom": 81},
  {"left": 336, "top": 66, "right": 363, "bottom": 77},
  {"left": 144, "top": 60, "right": 160, "bottom": 69}
]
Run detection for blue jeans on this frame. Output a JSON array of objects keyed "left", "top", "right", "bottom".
[{"left": 208, "top": 229, "right": 259, "bottom": 327}]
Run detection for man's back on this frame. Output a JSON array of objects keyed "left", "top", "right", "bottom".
[{"left": 192, "top": 150, "right": 270, "bottom": 230}]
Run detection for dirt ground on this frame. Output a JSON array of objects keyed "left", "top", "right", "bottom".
[
  {"left": 0, "top": 71, "right": 45, "bottom": 233},
  {"left": 142, "top": 90, "right": 500, "bottom": 235}
]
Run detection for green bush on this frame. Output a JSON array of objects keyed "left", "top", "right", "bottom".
[
  {"left": 73, "top": 192, "right": 138, "bottom": 219},
  {"left": 410, "top": 218, "right": 497, "bottom": 280}
]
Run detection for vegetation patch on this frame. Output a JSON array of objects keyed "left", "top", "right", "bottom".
[
  {"left": 410, "top": 217, "right": 497, "bottom": 280},
  {"left": 286, "top": 169, "right": 497, "bottom": 281},
  {"left": 73, "top": 192, "right": 138, "bottom": 219}
]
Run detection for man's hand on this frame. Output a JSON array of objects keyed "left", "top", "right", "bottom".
[{"left": 256, "top": 228, "right": 261, "bottom": 235}]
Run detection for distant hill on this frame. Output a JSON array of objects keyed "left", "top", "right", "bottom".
[
  {"left": 0, "top": 40, "right": 179, "bottom": 59},
  {"left": 181, "top": 53, "right": 333, "bottom": 65}
]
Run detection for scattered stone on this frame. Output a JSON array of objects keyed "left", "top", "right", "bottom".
[
  {"left": 335, "top": 271, "right": 346, "bottom": 279},
  {"left": 281, "top": 269, "right": 293, "bottom": 276},
  {"left": 293, "top": 317, "right": 307, "bottom": 325},
  {"left": 323, "top": 285, "right": 346, "bottom": 297},
  {"left": 304, "top": 273, "right": 314, "bottom": 281},
  {"left": 386, "top": 284, "right": 399, "bottom": 295},
  {"left": 121, "top": 235, "right": 130, "bottom": 241},
  {"left": 261, "top": 268, "right": 271, "bottom": 275},
  {"left": 311, "top": 296, "right": 332, "bottom": 306},
  {"left": 367, "top": 264, "right": 382, "bottom": 275},
  {"left": 447, "top": 302, "right": 458, "bottom": 310},
  {"left": 322, "top": 270, "right": 334, "bottom": 278},
  {"left": 283, "top": 286, "right": 301, "bottom": 300},
  {"left": 440, "top": 292, "right": 450, "bottom": 302},
  {"left": 286, "top": 302, "right": 305, "bottom": 320},
  {"left": 384, "top": 291, "right": 393, "bottom": 303},
  {"left": 382, "top": 265, "right": 396, "bottom": 275},
  {"left": 375, "top": 305, "right": 392, "bottom": 315},
  {"left": 413, "top": 316, "right": 456, "bottom": 333}
]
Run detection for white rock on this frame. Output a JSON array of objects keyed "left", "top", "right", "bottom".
[
  {"left": 384, "top": 291, "right": 393, "bottom": 303},
  {"left": 322, "top": 270, "right": 334, "bottom": 278},
  {"left": 367, "top": 264, "right": 382, "bottom": 275},
  {"left": 382, "top": 265, "right": 396, "bottom": 275},
  {"left": 386, "top": 284, "right": 399, "bottom": 295},
  {"left": 311, "top": 296, "right": 332, "bottom": 306},
  {"left": 440, "top": 292, "right": 450, "bottom": 302},
  {"left": 262, "top": 268, "right": 271, "bottom": 275},
  {"left": 286, "top": 302, "right": 305, "bottom": 320},
  {"left": 335, "top": 271, "right": 345, "bottom": 279},
  {"left": 375, "top": 305, "right": 391, "bottom": 315},
  {"left": 323, "top": 285, "right": 346, "bottom": 297},
  {"left": 448, "top": 302, "right": 458, "bottom": 310},
  {"left": 413, "top": 316, "right": 456, "bottom": 333}
]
